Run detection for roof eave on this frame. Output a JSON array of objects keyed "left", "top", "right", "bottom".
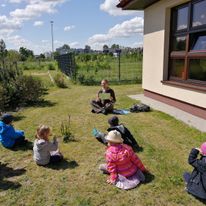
[{"left": 117, "top": 0, "right": 160, "bottom": 10}]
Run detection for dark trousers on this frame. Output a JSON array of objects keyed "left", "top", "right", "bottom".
[
  {"left": 183, "top": 172, "right": 191, "bottom": 184},
  {"left": 90, "top": 100, "right": 114, "bottom": 114},
  {"left": 49, "top": 153, "right": 63, "bottom": 164},
  {"left": 13, "top": 136, "right": 26, "bottom": 147}
]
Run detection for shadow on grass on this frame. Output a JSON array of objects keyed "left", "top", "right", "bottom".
[
  {"left": 13, "top": 115, "right": 26, "bottom": 122},
  {"left": 143, "top": 172, "right": 155, "bottom": 184},
  {"left": 0, "top": 162, "right": 26, "bottom": 190},
  {"left": 194, "top": 197, "right": 206, "bottom": 204},
  {"left": 32, "top": 100, "right": 57, "bottom": 108},
  {"left": 46, "top": 159, "right": 79, "bottom": 170},
  {"left": 134, "top": 146, "right": 144, "bottom": 153},
  {"left": 11, "top": 140, "right": 33, "bottom": 151}
]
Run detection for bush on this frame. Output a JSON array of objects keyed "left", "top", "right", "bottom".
[
  {"left": 14, "top": 75, "right": 47, "bottom": 105},
  {"left": 77, "top": 74, "right": 96, "bottom": 85},
  {"left": 54, "top": 73, "right": 67, "bottom": 88},
  {"left": 77, "top": 74, "right": 85, "bottom": 84},
  {"left": 0, "top": 84, "right": 8, "bottom": 112},
  {"left": 0, "top": 66, "right": 47, "bottom": 110},
  {"left": 47, "top": 63, "right": 56, "bottom": 70}
]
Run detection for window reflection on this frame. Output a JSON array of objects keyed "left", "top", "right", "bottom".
[
  {"left": 177, "top": 7, "right": 188, "bottom": 30},
  {"left": 170, "top": 59, "right": 185, "bottom": 78},
  {"left": 189, "top": 59, "right": 206, "bottom": 81},
  {"left": 192, "top": 1, "right": 206, "bottom": 27},
  {"left": 173, "top": 36, "right": 186, "bottom": 51}
]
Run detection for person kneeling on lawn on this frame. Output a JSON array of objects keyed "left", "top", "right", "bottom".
[
  {"left": 91, "top": 79, "right": 116, "bottom": 115},
  {"left": 183, "top": 142, "right": 206, "bottom": 200},
  {"left": 0, "top": 114, "right": 26, "bottom": 149},
  {"left": 99, "top": 130, "right": 148, "bottom": 190},
  {"left": 94, "top": 116, "right": 141, "bottom": 151},
  {"left": 33, "top": 125, "right": 63, "bottom": 166}
]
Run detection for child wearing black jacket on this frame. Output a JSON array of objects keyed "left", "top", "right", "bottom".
[
  {"left": 183, "top": 143, "right": 206, "bottom": 201},
  {"left": 93, "top": 116, "right": 141, "bottom": 151}
]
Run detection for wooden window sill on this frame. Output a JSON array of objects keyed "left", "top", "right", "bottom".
[{"left": 161, "top": 80, "right": 206, "bottom": 92}]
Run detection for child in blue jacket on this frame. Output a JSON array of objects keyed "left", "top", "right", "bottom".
[{"left": 0, "top": 114, "right": 25, "bottom": 149}]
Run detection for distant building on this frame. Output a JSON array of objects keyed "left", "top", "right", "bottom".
[{"left": 44, "top": 52, "right": 52, "bottom": 58}]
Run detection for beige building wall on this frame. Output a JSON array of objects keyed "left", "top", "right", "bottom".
[{"left": 143, "top": 0, "right": 206, "bottom": 108}]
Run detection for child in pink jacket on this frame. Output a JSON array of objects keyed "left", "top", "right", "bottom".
[{"left": 99, "top": 130, "right": 148, "bottom": 190}]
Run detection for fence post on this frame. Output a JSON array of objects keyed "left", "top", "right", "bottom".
[{"left": 116, "top": 49, "right": 121, "bottom": 82}]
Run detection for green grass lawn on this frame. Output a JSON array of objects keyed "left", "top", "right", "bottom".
[{"left": 0, "top": 80, "right": 206, "bottom": 206}]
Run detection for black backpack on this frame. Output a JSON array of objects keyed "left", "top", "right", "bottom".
[{"left": 130, "top": 103, "right": 150, "bottom": 113}]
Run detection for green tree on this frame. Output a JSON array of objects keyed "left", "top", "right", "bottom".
[
  {"left": 111, "top": 44, "right": 120, "bottom": 50},
  {"left": 19, "top": 47, "right": 34, "bottom": 61},
  {"left": 0, "top": 39, "right": 7, "bottom": 68},
  {"left": 7, "top": 50, "right": 21, "bottom": 62}
]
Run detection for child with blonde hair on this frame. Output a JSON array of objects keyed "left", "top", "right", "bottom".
[{"left": 33, "top": 125, "right": 63, "bottom": 166}]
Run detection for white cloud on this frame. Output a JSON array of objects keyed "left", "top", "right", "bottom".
[
  {"left": 64, "top": 25, "right": 75, "bottom": 32},
  {"left": 34, "top": 21, "right": 44, "bottom": 26},
  {"left": 1, "top": 4, "right": 6, "bottom": 7},
  {"left": 7, "top": 35, "right": 28, "bottom": 47},
  {"left": 41, "top": 39, "right": 49, "bottom": 43},
  {"left": 0, "top": 15, "right": 21, "bottom": 37},
  {"left": 88, "top": 17, "right": 143, "bottom": 49},
  {"left": 69, "top": 41, "right": 80, "bottom": 48},
  {"left": 9, "top": 0, "right": 67, "bottom": 22},
  {"left": 132, "top": 41, "right": 143, "bottom": 48},
  {"left": 100, "top": 0, "right": 139, "bottom": 16}
]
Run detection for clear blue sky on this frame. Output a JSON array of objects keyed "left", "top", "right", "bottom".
[{"left": 0, "top": 0, "right": 144, "bottom": 54}]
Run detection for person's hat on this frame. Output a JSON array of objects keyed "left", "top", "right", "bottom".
[
  {"left": 1, "top": 114, "right": 14, "bottom": 124},
  {"left": 108, "top": 116, "right": 119, "bottom": 126},
  {"left": 201, "top": 142, "right": 206, "bottom": 155},
  {"left": 105, "top": 130, "right": 123, "bottom": 144}
]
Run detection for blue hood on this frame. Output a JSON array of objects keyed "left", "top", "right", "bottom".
[
  {"left": 0, "top": 121, "right": 9, "bottom": 135},
  {"left": 0, "top": 121, "right": 24, "bottom": 148}
]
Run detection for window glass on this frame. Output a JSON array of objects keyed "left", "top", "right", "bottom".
[
  {"left": 170, "top": 59, "right": 185, "bottom": 78},
  {"left": 176, "top": 7, "right": 188, "bottom": 30},
  {"left": 192, "top": 1, "right": 206, "bottom": 27},
  {"left": 192, "top": 35, "right": 206, "bottom": 51},
  {"left": 173, "top": 36, "right": 187, "bottom": 51},
  {"left": 189, "top": 59, "right": 206, "bottom": 81}
]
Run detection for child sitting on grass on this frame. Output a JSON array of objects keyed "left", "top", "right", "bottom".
[
  {"left": 183, "top": 142, "right": 206, "bottom": 200},
  {"left": 93, "top": 116, "right": 141, "bottom": 151},
  {"left": 0, "top": 114, "right": 26, "bottom": 149},
  {"left": 33, "top": 125, "right": 63, "bottom": 166},
  {"left": 99, "top": 130, "right": 148, "bottom": 190}
]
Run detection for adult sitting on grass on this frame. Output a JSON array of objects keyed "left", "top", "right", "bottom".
[
  {"left": 33, "top": 125, "right": 63, "bottom": 166},
  {"left": 91, "top": 79, "right": 116, "bottom": 115},
  {"left": 0, "top": 114, "right": 26, "bottom": 149},
  {"left": 99, "top": 130, "right": 148, "bottom": 190},
  {"left": 183, "top": 142, "right": 206, "bottom": 201},
  {"left": 93, "top": 116, "right": 142, "bottom": 151}
]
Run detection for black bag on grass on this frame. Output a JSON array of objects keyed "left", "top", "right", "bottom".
[{"left": 130, "top": 103, "right": 150, "bottom": 113}]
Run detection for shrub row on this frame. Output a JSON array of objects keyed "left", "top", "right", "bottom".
[{"left": 0, "top": 67, "right": 47, "bottom": 112}]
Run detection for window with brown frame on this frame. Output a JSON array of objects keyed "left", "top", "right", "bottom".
[{"left": 169, "top": 0, "right": 206, "bottom": 85}]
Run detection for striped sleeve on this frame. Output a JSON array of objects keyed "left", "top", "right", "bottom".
[
  {"left": 129, "top": 149, "right": 146, "bottom": 172},
  {"left": 106, "top": 152, "right": 118, "bottom": 182}
]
